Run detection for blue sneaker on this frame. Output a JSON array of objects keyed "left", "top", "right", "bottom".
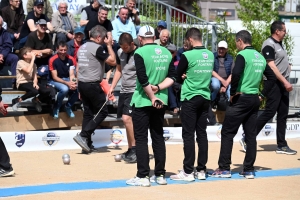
[
  {"left": 208, "top": 168, "right": 231, "bottom": 178},
  {"left": 239, "top": 171, "right": 255, "bottom": 179},
  {"left": 53, "top": 108, "right": 59, "bottom": 119},
  {"left": 65, "top": 106, "right": 75, "bottom": 118}
]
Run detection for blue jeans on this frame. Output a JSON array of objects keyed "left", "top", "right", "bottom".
[
  {"left": 19, "top": 36, "right": 27, "bottom": 49},
  {"left": 211, "top": 77, "right": 231, "bottom": 101},
  {"left": 49, "top": 78, "right": 78, "bottom": 109}
]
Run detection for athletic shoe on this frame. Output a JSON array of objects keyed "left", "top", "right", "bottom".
[
  {"left": 32, "top": 98, "right": 42, "bottom": 112},
  {"left": 53, "top": 107, "right": 59, "bottom": 119},
  {"left": 0, "top": 167, "right": 15, "bottom": 177},
  {"left": 126, "top": 176, "right": 151, "bottom": 187},
  {"left": 208, "top": 168, "right": 231, "bottom": 178},
  {"left": 170, "top": 170, "right": 195, "bottom": 181},
  {"left": 276, "top": 146, "right": 297, "bottom": 155},
  {"left": 73, "top": 133, "right": 90, "bottom": 152},
  {"left": 65, "top": 106, "right": 75, "bottom": 118},
  {"left": 121, "top": 149, "right": 130, "bottom": 159},
  {"left": 150, "top": 175, "right": 167, "bottom": 185},
  {"left": 239, "top": 136, "right": 247, "bottom": 152},
  {"left": 11, "top": 97, "right": 20, "bottom": 111},
  {"left": 123, "top": 150, "right": 137, "bottom": 163},
  {"left": 239, "top": 171, "right": 255, "bottom": 179},
  {"left": 195, "top": 170, "right": 206, "bottom": 180}
]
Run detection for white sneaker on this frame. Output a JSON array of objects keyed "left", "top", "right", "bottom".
[
  {"left": 239, "top": 137, "right": 247, "bottom": 152},
  {"left": 150, "top": 175, "right": 167, "bottom": 185},
  {"left": 196, "top": 170, "right": 206, "bottom": 180},
  {"left": 126, "top": 176, "right": 151, "bottom": 187},
  {"left": 170, "top": 170, "right": 195, "bottom": 181}
]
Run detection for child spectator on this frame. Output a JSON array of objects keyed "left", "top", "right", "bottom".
[{"left": 11, "top": 47, "right": 53, "bottom": 112}]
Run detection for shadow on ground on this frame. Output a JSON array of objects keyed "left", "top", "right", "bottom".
[
  {"left": 231, "top": 164, "right": 272, "bottom": 172},
  {"left": 257, "top": 144, "right": 277, "bottom": 152}
]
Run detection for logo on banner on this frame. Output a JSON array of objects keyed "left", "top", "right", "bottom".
[
  {"left": 42, "top": 132, "right": 60, "bottom": 146},
  {"left": 261, "top": 125, "right": 274, "bottom": 136},
  {"left": 163, "top": 130, "right": 173, "bottom": 141},
  {"left": 15, "top": 132, "right": 25, "bottom": 148},
  {"left": 286, "top": 123, "right": 299, "bottom": 131},
  {"left": 216, "top": 125, "right": 222, "bottom": 139},
  {"left": 111, "top": 130, "right": 124, "bottom": 144}
]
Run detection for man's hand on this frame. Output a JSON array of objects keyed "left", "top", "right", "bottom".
[
  {"left": 284, "top": 82, "right": 293, "bottom": 92},
  {"left": 67, "top": 81, "right": 77, "bottom": 90},
  {"left": 220, "top": 86, "right": 226, "bottom": 93},
  {"left": 104, "top": 35, "right": 113, "bottom": 46},
  {"left": 151, "top": 85, "right": 159, "bottom": 94},
  {"left": 221, "top": 79, "right": 229, "bottom": 88},
  {"left": 33, "top": 83, "right": 39, "bottom": 90},
  {"left": 14, "top": 33, "right": 20, "bottom": 39},
  {"left": 0, "top": 54, "right": 4, "bottom": 64},
  {"left": 108, "top": 88, "right": 114, "bottom": 99},
  {"left": 67, "top": 33, "right": 74, "bottom": 40},
  {"left": 181, "top": 73, "right": 187, "bottom": 80},
  {"left": 132, "top": 8, "right": 138, "bottom": 15},
  {"left": 151, "top": 98, "right": 164, "bottom": 109},
  {"left": 0, "top": 101, "right": 7, "bottom": 116}
]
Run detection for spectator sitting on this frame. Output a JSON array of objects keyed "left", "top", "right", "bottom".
[
  {"left": 12, "top": 47, "right": 53, "bottom": 112},
  {"left": 27, "top": 0, "right": 53, "bottom": 21},
  {"left": 48, "top": 41, "right": 78, "bottom": 119},
  {"left": 166, "top": 43, "right": 180, "bottom": 116},
  {"left": 176, "top": 39, "right": 190, "bottom": 64},
  {"left": 80, "top": 0, "right": 105, "bottom": 27},
  {"left": 112, "top": 7, "right": 137, "bottom": 43},
  {"left": 52, "top": 0, "right": 77, "bottom": 44},
  {"left": 211, "top": 41, "right": 234, "bottom": 105},
  {"left": 67, "top": 27, "right": 85, "bottom": 61},
  {"left": 84, "top": 6, "right": 112, "bottom": 40},
  {"left": 19, "top": 0, "right": 53, "bottom": 49},
  {"left": 116, "top": 0, "right": 140, "bottom": 34},
  {"left": 1, "top": 0, "right": 25, "bottom": 45},
  {"left": 155, "top": 20, "right": 167, "bottom": 40},
  {"left": 0, "top": 16, "right": 19, "bottom": 88},
  {"left": 24, "top": 19, "right": 53, "bottom": 71},
  {"left": 154, "top": 29, "right": 170, "bottom": 47}
]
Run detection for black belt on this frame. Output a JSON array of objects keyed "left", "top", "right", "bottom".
[
  {"left": 240, "top": 93, "right": 258, "bottom": 96},
  {"left": 79, "top": 81, "right": 100, "bottom": 84}
]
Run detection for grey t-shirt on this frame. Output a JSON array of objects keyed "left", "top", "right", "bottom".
[
  {"left": 77, "top": 41, "right": 108, "bottom": 83},
  {"left": 117, "top": 47, "right": 137, "bottom": 93},
  {"left": 261, "top": 37, "right": 290, "bottom": 78}
]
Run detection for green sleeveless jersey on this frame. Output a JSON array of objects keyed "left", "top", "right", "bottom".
[
  {"left": 131, "top": 44, "right": 172, "bottom": 108},
  {"left": 181, "top": 47, "right": 214, "bottom": 101},
  {"left": 236, "top": 48, "right": 267, "bottom": 94}
]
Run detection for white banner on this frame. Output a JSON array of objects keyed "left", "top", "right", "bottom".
[{"left": 1, "top": 123, "right": 300, "bottom": 152}]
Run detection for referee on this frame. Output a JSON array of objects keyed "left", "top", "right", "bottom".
[
  {"left": 209, "top": 30, "right": 276, "bottom": 179},
  {"left": 73, "top": 25, "right": 116, "bottom": 153}
]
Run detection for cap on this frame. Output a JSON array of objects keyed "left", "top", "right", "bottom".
[
  {"left": 36, "top": 19, "right": 47, "bottom": 25},
  {"left": 218, "top": 41, "right": 228, "bottom": 49},
  {"left": 157, "top": 20, "right": 167, "bottom": 28},
  {"left": 34, "top": 0, "right": 44, "bottom": 6},
  {"left": 74, "top": 27, "right": 84, "bottom": 35},
  {"left": 98, "top": 0, "right": 105, "bottom": 5},
  {"left": 138, "top": 25, "right": 155, "bottom": 38},
  {"left": 166, "top": 43, "right": 177, "bottom": 52}
]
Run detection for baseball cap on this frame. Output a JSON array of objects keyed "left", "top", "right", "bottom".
[
  {"left": 34, "top": 0, "right": 44, "bottom": 6},
  {"left": 74, "top": 27, "right": 84, "bottom": 35},
  {"left": 36, "top": 19, "right": 47, "bottom": 25},
  {"left": 166, "top": 43, "right": 177, "bottom": 52},
  {"left": 218, "top": 41, "right": 228, "bottom": 49},
  {"left": 157, "top": 20, "right": 167, "bottom": 28},
  {"left": 138, "top": 25, "right": 155, "bottom": 38}
]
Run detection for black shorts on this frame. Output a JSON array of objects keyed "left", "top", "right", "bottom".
[{"left": 117, "top": 92, "right": 133, "bottom": 118}]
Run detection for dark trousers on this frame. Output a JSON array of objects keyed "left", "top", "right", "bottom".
[
  {"left": 256, "top": 80, "right": 289, "bottom": 147},
  {"left": 18, "top": 82, "right": 52, "bottom": 102},
  {"left": 168, "top": 86, "right": 179, "bottom": 110},
  {"left": 132, "top": 106, "right": 166, "bottom": 178},
  {"left": 4, "top": 53, "right": 18, "bottom": 82},
  {"left": 218, "top": 94, "right": 260, "bottom": 171},
  {"left": 78, "top": 81, "right": 108, "bottom": 146},
  {"left": 0, "top": 137, "right": 12, "bottom": 170},
  {"left": 180, "top": 95, "right": 209, "bottom": 174}
]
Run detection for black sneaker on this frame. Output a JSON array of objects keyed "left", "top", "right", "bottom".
[
  {"left": 12, "top": 97, "right": 20, "bottom": 111},
  {"left": 276, "top": 146, "right": 297, "bottom": 155},
  {"left": 121, "top": 149, "right": 131, "bottom": 160},
  {"left": 0, "top": 167, "right": 15, "bottom": 177},
  {"left": 123, "top": 150, "right": 137, "bottom": 163},
  {"left": 73, "top": 133, "right": 90, "bottom": 152}
]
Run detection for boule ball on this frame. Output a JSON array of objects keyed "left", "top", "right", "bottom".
[
  {"left": 114, "top": 154, "right": 122, "bottom": 162},
  {"left": 62, "top": 154, "right": 70, "bottom": 159},
  {"left": 63, "top": 157, "right": 70, "bottom": 165}
]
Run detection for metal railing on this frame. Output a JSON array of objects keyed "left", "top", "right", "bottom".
[
  {"left": 104, "top": 0, "right": 218, "bottom": 50},
  {"left": 289, "top": 69, "right": 300, "bottom": 108}
]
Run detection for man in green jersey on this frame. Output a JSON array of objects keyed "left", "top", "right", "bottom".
[
  {"left": 170, "top": 28, "right": 214, "bottom": 182},
  {"left": 209, "top": 30, "right": 276, "bottom": 179},
  {"left": 126, "top": 25, "right": 176, "bottom": 187}
]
